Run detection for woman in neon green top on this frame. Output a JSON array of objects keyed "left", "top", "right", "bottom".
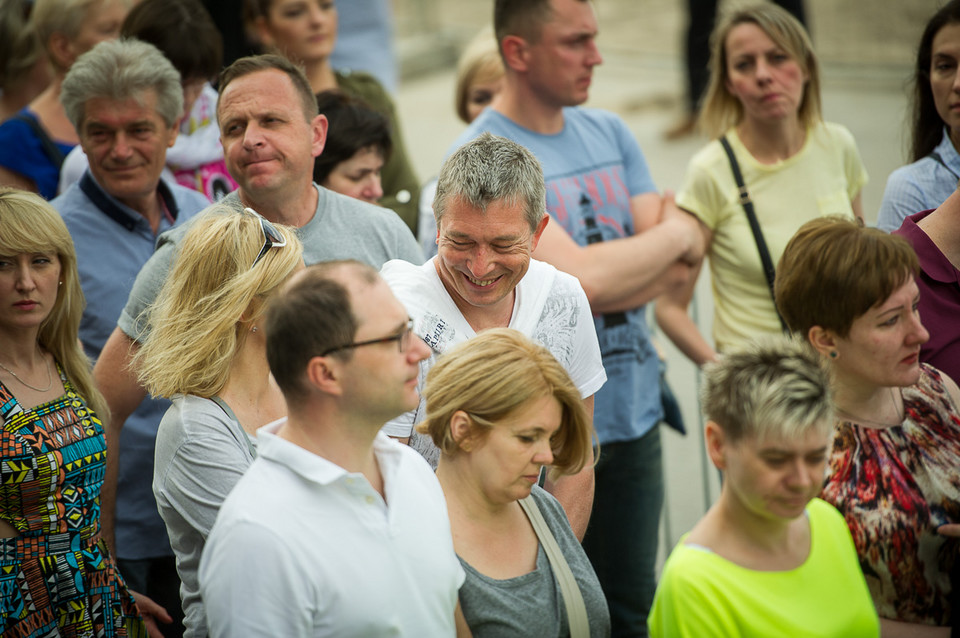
[{"left": 648, "top": 336, "right": 879, "bottom": 638}]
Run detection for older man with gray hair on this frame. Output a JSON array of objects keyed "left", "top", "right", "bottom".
[
  {"left": 52, "top": 37, "right": 209, "bottom": 637},
  {"left": 381, "top": 132, "right": 605, "bottom": 538}
]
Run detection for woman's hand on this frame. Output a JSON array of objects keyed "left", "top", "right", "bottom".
[
  {"left": 130, "top": 590, "right": 173, "bottom": 638},
  {"left": 937, "top": 523, "right": 960, "bottom": 537}
]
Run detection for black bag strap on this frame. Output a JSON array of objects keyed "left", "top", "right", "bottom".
[
  {"left": 13, "top": 113, "right": 66, "bottom": 169},
  {"left": 718, "top": 135, "right": 788, "bottom": 333}
]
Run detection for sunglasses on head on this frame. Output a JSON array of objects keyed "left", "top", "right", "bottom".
[{"left": 245, "top": 207, "right": 288, "bottom": 269}]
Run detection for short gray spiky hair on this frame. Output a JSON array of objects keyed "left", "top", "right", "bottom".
[
  {"left": 434, "top": 133, "right": 546, "bottom": 233},
  {"left": 61, "top": 38, "right": 183, "bottom": 131},
  {"left": 701, "top": 335, "right": 833, "bottom": 442}
]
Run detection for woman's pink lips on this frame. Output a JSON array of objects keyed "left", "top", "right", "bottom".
[{"left": 14, "top": 301, "right": 38, "bottom": 310}]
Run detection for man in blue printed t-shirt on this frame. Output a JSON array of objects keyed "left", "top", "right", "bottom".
[{"left": 448, "top": 0, "right": 704, "bottom": 635}]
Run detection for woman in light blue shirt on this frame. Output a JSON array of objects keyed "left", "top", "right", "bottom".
[{"left": 878, "top": 0, "right": 960, "bottom": 231}]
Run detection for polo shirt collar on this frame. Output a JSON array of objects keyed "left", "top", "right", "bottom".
[
  {"left": 256, "top": 419, "right": 402, "bottom": 489},
  {"left": 79, "top": 169, "right": 179, "bottom": 232}
]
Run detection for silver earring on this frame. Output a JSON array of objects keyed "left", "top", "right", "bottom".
[{"left": 251, "top": 326, "right": 258, "bottom": 333}]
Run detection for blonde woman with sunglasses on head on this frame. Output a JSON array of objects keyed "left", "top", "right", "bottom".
[{"left": 135, "top": 206, "right": 303, "bottom": 638}]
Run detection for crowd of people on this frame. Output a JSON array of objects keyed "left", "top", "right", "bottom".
[{"left": 0, "top": 0, "right": 958, "bottom": 637}]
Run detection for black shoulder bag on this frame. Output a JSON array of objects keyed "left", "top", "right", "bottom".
[{"left": 718, "top": 135, "right": 788, "bottom": 333}]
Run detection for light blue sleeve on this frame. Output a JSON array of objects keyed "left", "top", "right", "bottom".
[
  {"left": 877, "top": 165, "right": 928, "bottom": 232},
  {"left": 612, "top": 113, "right": 657, "bottom": 196}
]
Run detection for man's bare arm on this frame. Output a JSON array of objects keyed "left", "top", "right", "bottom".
[
  {"left": 533, "top": 192, "right": 704, "bottom": 314},
  {"left": 654, "top": 219, "right": 718, "bottom": 366},
  {"left": 93, "top": 327, "right": 147, "bottom": 553},
  {"left": 544, "top": 395, "right": 596, "bottom": 540}
]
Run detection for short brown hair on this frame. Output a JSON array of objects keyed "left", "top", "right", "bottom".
[
  {"left": 264, "top": 261, "right": 378, "bottom": 403},
  {"left": 217, "top": 53, "right": 318, "bottom": 122},
  {"left": 775, "top": 217, "right": 919, "bottom": 339},
  {"left": 313, "top": 91, "right": 392, "bottom": 185},
  {"left": 417, "top": 328, "right": 593, "bottom": 477},
  {"left": 494, "top": 0, "right": 590, "bottom": 48},
  {"left": 699, "top": 3, "right": 821, "bottom": 138}
]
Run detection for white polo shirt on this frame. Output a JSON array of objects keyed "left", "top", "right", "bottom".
[{"left": 199, "top": 420, "right": 464, "bottom": 637}]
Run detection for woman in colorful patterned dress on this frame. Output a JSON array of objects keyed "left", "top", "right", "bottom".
[
  {"left": 0, "top": 187, "right": 147, "bottom": 636},
  {"left": 776, "top": 216, "right": 960, "bottom": 637}
]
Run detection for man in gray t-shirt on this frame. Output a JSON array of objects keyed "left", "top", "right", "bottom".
[{"left": 92, "top": 54, "right": 422, "bottom": 633}]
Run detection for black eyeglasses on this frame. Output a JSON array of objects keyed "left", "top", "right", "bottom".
[
  {"left": 246, "top": 207, "right": 288, "bottom": 269},
  {"left": 321, "top": 319, "right": 416, "bottom": 357}
]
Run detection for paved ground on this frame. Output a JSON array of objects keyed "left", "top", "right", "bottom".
[{"left": 387, "top": 0, "right": 941, "bottom": 564}]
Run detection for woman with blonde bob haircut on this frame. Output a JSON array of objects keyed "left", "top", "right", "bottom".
[
  {"left": 419, "top": 328, "right": 609, "bottom": 637},
  {"left": 135, "top": 205, "right": 303, "bottom": 637},
  {"left": 0, "top": 188, "right": 146, "bottom": 635},
  {"left": 649, "top": 335, "right": 879, "bottom": 637},
  {"left": 656, "top": 2, "right": 867, "bottom": 367},
  {"left": 776, "top": 216, "right": 960, "bottom": 634}
]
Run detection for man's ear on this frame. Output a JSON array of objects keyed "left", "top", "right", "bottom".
[
  {"left": 530, "top": 214, "right": 549, "bottom": 251},
  {"left": 704, "top": 420, "right": 728, "bottom": 472},
  {"left": 310, "top": 114, "right": 328, "bottom": 159},
  {"left": 165, "top": 123, "right": 180, "bottom": 149},
  {"left": 305, "top": 355, "right": 342, "bottom": 396},
  {"left": 500, "top": 35, "right": 529, "bottom": 73},
  {"left": 450, "top": 410, "right": 476, "bottom": 452}
]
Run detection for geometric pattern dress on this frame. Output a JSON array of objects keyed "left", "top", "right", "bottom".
[{"left": 0, "top": 364, "right": 145, "bottom": 637}]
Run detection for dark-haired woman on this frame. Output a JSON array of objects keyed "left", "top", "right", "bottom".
[
  {"left": 878, "top": 0, "right": 960, "bottom": 232},
  {"left": 314, "top": 91, "right": 392, "bottom": 205}
]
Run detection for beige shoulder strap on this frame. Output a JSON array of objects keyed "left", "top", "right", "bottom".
[{"left": 519, "top": 494, "right": 591, "bottom": 638}]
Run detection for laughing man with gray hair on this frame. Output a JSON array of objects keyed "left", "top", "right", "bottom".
[{"left": 381, "top": 132, "right": 606, "bottom": 540}]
